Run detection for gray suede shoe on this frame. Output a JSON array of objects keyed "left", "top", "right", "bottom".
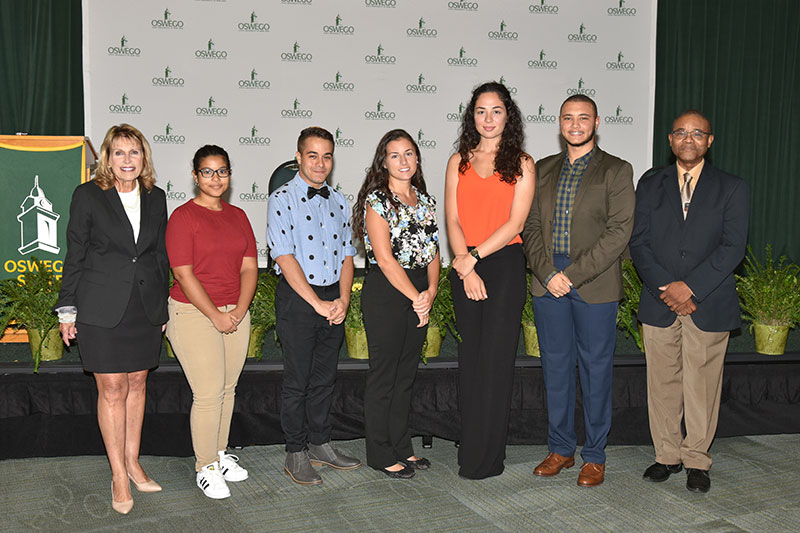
[
  {"left": 285, "top": 450, "right": 322, "bottom": 485},
  {"left": 307, "top": 442, "right": 362, "bottom": 470}
]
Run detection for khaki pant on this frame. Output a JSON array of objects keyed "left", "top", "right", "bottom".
[
  {"left": 166, "top": 297, "right": 250, "bottom": 471},
  {"left": 643, "top": 316, "right": 729, "bottom": 470}
]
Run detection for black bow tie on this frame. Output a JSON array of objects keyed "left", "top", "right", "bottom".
[{"left": 307, "top": 186, "right": 330, "bottom": 200}]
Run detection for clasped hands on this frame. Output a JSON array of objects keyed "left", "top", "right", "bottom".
[
  {"left": 212, "top": 308, "right": 245, "bottom": 334},
  {"left": 546, "top": 272, "right": 573, "bottom": 298},
  {"left": 658, "top": 281, "right": 696, "bottom": 316},
  {"left": 452, "top": 253, "right": 487, "bottom": 301},
  {"left": 413, "top": 289, "right": 436, "bottom": 327},
  {"left": 313, "top": 298, "right": 349, "bottom": 326}
]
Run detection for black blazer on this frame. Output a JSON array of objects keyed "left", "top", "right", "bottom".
[
  {"left": 56, "top": 180, "right": 169, "bottom": 328},
  {"left": 629, "top": 162, "right": 750, "bottom": 331}
]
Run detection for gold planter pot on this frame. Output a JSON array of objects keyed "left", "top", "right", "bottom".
[
  {"left": 345, "top": 326, "right": 369, "bottom": 359},
  {"left": 28, "top": 328, "right": 63, "bottom": 362},
  {"left": 522, "top": 323, "right": 540, "bottom": 357},
  {"left": 753, "top": 323, "right": 790, "bottom": 355},
  {"left": 423, "top": 326, "right": 442, "bottom": 359},
  {"left": 247, "top": 326, "right": 266, "bottom": 359}
]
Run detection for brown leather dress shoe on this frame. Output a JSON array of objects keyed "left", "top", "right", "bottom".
[
  {"left": 533, "top": 452, "right": 575, "bottom": 477},
  {"left": 577, "top": 462, "right": 605, "bottom": 487}
]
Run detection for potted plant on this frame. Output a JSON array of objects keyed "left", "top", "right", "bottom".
[
  {"left": 344, "top": 277, "right": 368, "bottom": 359},
  {"left": 521, "top": 272, "right": 540, "bottom": 357},
  {"left": 736, "top": 245, "right": 800, "bottom": 355},
  {"left": 422, "top": 265, "right": 460, "bottom": 361},
  {"left": 617, "top": 258, "right": 644, "bottom": 352},
  {"left": 248, "top": 271, "right": 279, "bottom": 359},
  {"left": 0, "top": 257, "right": 63, "bottom": 372}
]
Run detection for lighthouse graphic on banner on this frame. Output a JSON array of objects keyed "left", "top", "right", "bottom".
[{"left": 17, "top": 175, "right": 61, "bottom": 255}]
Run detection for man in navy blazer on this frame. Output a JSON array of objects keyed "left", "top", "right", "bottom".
[{"left": 629, "top": 110, "right": 750, "bottom": 493}]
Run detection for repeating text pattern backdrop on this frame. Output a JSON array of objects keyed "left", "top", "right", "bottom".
[{"left": 83, "top": 0, "right": 656, "bottom": 265}]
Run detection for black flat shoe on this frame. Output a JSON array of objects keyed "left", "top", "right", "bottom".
[
  {"left": 643, "top": 462, "right": 682, "bottom": 482},
  {"left": 373, "top": 465, "right": 415, "bottom": 479},
  {"left": 686, "top": 468, "right": 710, "bottom": 493},
  {"left": 401, "top": 457, "right": 431, "bottom": 470}
]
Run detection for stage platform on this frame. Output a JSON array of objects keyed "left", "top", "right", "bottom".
[{"left": 2, "top": 329, "right": 799, "bottom": 459}]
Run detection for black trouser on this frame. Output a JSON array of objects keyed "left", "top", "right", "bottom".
[
  {"left": 450, "top": 243, "right": 526, "bottom": 479},
  {"left": 276, "top": 277, "right": 344, "bottom": 453},
  {"left": 362, "top": 266, "right": 428, "bottom": 469}
]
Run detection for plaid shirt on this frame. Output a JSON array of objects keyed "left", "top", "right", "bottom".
[{"left": 552, "top": 148, "right": 594, "bottom": 254}]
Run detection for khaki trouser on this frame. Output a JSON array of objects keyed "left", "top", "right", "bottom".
[
  {"left": 166, "top": 297, "right": 250, "bottom": 471},
  {"left": 643, "top": 316, "right": 729, "bottom": 470}
]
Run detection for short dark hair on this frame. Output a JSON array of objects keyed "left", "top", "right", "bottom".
[
  {"left": 673, "top": 109, "right": 713, "bottom": 134},
  {"left": 560, "top": 94, "right": 598, "bottom": 117},
  {"left": 192, "top": 145, "right": 231, "bottom": 172},
  {"left": 297, "top": 126, "right": 334, "bottom": 153}
]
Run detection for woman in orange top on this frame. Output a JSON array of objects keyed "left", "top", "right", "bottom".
[{"left": 445, "top": 81, "right": 535, "bottom": 479}]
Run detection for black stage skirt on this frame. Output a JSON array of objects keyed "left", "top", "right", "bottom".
[{"left": 76, "top": 284, "right": 162, "bottom": 373}]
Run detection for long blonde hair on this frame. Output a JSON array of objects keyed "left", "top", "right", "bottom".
[{"left": 94, "top": 123, "right": 156, "bottom": 191}]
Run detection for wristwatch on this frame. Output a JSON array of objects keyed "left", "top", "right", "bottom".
[{"left": 469, "top": 248, "right": 481, "bottom": 262}]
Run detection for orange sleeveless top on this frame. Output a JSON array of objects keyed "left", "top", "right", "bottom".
[{"left": 456, "top": 163, "right": 522, "bottom": 247}]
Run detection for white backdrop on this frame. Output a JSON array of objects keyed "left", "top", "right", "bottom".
[{"left": 83, "top": 0, "right": 656, "bottom": 266}]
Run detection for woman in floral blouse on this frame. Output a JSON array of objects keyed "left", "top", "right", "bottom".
[{"left": 352, "top": 129, "right": 440, "bottom": 479}]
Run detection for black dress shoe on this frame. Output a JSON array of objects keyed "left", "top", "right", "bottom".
[
  {"left": 686, "top": 468, "right": 711, "bottom": 493},
  {"left": 373, "top": 465, "right": 415, "bottom": 479},
  {"left": 643, "top": 462, "right": 682, "bottom": 482},
  {"left": 400, "top": 457, "right": 431, "bottom": 470}
]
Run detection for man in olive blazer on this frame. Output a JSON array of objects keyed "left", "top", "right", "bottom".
[{"left": 523, "top": 95, "right": 635, "bottom": 487}]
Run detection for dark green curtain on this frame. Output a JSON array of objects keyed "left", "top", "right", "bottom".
[
  {"left": 0, "top": 0, "right": 83, "bottom": 135},
  {"left": 653, "top": 0, "right": 800, "bottom": 263}
]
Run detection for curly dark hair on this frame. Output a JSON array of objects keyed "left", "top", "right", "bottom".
[
  {"left": 455, "top": 81, "right": 525, "bottom": 184},
  {"left": 351, "top": 129, "right": 427, "bottom": 243}
]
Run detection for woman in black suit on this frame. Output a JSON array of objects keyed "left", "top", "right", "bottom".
[{"left": 56, "top": 123, "right": 169, "bottom": 514}]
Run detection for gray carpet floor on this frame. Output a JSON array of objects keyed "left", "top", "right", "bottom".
[{"left": 2, "top": 435, "right": 799, "bottom": 532}]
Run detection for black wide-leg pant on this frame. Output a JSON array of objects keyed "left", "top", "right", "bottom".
[
  {"left": 362, "top": 266, "right": 428, "bottom": 469},
  {"left": 450, "top": 244, "right": 526, "bottom": 479}
]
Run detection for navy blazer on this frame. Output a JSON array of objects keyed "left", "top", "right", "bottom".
[
  {"left": 629, "top": 162, "right": 749, "bottom": 331},
  {"left": 56, "top": 180, "right": 169, "bottom": 328}
]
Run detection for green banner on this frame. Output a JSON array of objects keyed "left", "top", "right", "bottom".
[{"left": 0, "top": 142, "right": 84, "bottom": 282}]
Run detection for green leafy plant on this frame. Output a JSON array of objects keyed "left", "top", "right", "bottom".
[
  {"left": 344, "top": 277, "right": 365, "bottom": 328},
  {"left": 429, "top": 265, "right": 460, "bottom": 340},
  {"left": 736, "top": 245, "right": 800, "bottom": 328},
  {"left": 0, "top": 257, "right": 61, "bottom": 372},
  {"left": 617, "top": 258, "right": 644, "bottom": 351},
  {"left": 248, "top": 271, "right": 280, "bottom": 359}
]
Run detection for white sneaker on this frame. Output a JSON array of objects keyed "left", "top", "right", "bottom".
[
  {"left": 218, "top": 451, "right": 249, "bottom": 482},
  {"left": 196, "top": 461, "right": 231, "bottom": 499}
]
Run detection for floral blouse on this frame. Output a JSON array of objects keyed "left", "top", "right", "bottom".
[{"left": 365, "top": 187, "right": 439, "bottom": 269}]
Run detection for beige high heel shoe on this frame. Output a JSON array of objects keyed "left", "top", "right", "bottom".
[
  {"left": 111, "top": 481, "right": 134, "bottom": 515},
  {"left": 128, "top": 472, "right": 162, "bottom": 493}
]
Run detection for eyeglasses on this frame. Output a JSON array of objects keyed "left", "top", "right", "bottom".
[
  {"left": 197, "top": 167, "right": 231, "bottom": 178},
  {"left": 671, "top": 129, "right": 710, "bottom": 140}
]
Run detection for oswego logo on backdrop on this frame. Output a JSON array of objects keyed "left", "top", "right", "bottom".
[
  {"left": 196, "top": 96, "right": 229, "bottom": 117},
  {"left": 416, "top": 130, "right": 437, "bottom": 150},
  {"left": 608, "top": 0, "right": 637, "bottom": 16},
  {"left": 195, "top": 38, "right": 228, "bottom": 60},
  {"left": 151, "top": 8, "right": 184, "bottom": 29},
  {"left": 281, "top": 0, "right": 312, "bottom": 4},
  {"left": 239, "top": 182, "right": 269, "bottom": 202},
  {"left": 606, "top": 51, "right": 636, "bottom": 71},
  {"left": 109, "top": 93, "right": 142, "bottom": 114},
  {"left": 567, "top": 23, "right": 598, "bottom": 43},
  {"left": 488, "top": 21, "right": 518, "bottom": 41},
  {"left": 281, "top": 99, "right": 313, "bottom": 119},
  {"left": 165, "top": 180, "right": 187, "bottom": 201},
  {"left": 364, "top": 0, "right": 396, "bottom": 8},
  {"left": 525, "top": 104, "right": 557, "bottom": 124},
  {"left": 447, "top": 46, "right": 478, "bottom": 67},
  {"left": 322, "top": 71, "right": 355, "bottom": 92},
  {"left": 323, "top": 14, "right": 355, "bottom": 35},
  {"left": 528, "top": 49, "right": 558, "bottom": 70},
  {"left": 334, "top": 127, "right": 355, "bottom": 148},
  {"left": 448, "top": 1, "right": 479, "bottom": 12},
  {"left": 406, "top": 17, "right": 438, "bottom": 38},
  {"left": 566, "top": 77, "right": 596, "bottom": 97},
  {"left": 365, "top": 44, "right": 396, "bottom": 65},
  {"left": 239, "top": 126, "right": 271, "bottom": 147},
  {"left": 446, "top": 103, "right": 465, "bottom": 122},
  {"left": 498, "top": 76, "right": 517, "bottom": 95},
  {"left": 364, "top": 101, "right": 396, "bottom": 121},
  {"left": 238, "top": 11, "right": 270, "bottom": 32},
  {"left": 529, "top": 0, "right": 558, "bottom": 14},
  {"left": 238, "top": 69, "right": 270, "bottom": 89},
  {"left": 604, "top": 105, "right": 634, "bottom": 125},
  {"left": 151, "top": 124, "right": 185, "bottom": 145},
  {"left": 406, "top": 73, "right": 437, "bottom": 94},
  {"left": 281, "top": 42, "right": 313, "bottom": 62},
  {"left": 152, "top": 65, "right": 185, "bottom": 87},
  {"left": 108, "top": 36, "right": 140, "bottom": 57}
]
